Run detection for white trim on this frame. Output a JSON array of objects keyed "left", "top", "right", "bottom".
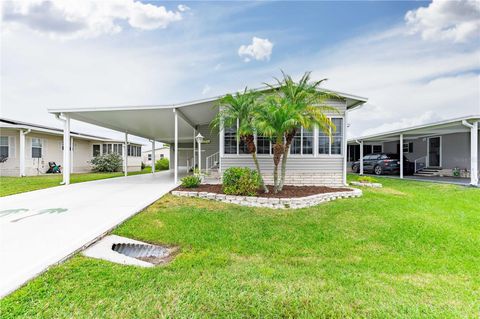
[
  {"left": 400, "top": 134, "right": 403, "bottom": 179},
  {"left": 427, "top": 136, "right": 442, "bottom": 168}
]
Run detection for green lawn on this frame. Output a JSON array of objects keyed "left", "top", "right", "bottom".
[
  {"left": 1, "top": 176, "right": 479, "bottom": 318},
  {"left": 0, "top": 167, "right": 152, "bottom": 197}
]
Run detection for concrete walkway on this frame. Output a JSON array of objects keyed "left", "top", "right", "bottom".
[{"left": 0, "top": 170, "right": 181, "bottom": 298}]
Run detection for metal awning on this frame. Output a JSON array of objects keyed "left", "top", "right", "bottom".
[{"left": 349, "top": 115, "right": 480, "bottom": 143}]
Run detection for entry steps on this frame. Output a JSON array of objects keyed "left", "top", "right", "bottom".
[{"left": 414, "top": 168, "right": 441, "bottom": 177}]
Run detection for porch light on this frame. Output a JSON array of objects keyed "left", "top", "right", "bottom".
[{"left": 195, "top": 133, "right": 204, "bottom": 144}]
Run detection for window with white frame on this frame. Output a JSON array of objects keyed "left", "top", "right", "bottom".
[
  {"left": 318, "top": 118, "right": 344, "bottom": 155},
  {"left": 127, "top": 145, "right": 141, "bottom": 157},
  {"left": 32, "top": 138, "right": 42, "bottom": 158},
  {"left": 0, "top": 136, "right": 8, "bottom": 157},
  {"left": 92, "top": 144, "right": 101, "bottom": 157},
  {"left": 290, "top": 127, "right": 313, "bottom": 155},
  {"left": 148, "top": 154, "right": 152, "bottom": 161},
  {"left": 403, "top": 142, "right": 413, "bottom": 153},
  {"left": 101, "top": 143, "right": 123, "bottom": 155},
  {"left": 256, "top": 136, "right": 271, "bottom": 155},
  {"left": 373, "top": 145, "right": 383, "bottom": 153},
  {"left": 224, "top": 125, "right": 237, "bottom": 154}
]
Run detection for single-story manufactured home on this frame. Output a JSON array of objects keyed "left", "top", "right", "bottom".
[
  {"left": 0, "top": 118, "right": 143, "bottom": 176},
  {"left": 48, "top": 87, "right": 368, "bottom": 186},
  {"left": 142, "top": 146, "right": 170, "bottom": 167},
  {"left": 347, "top": 115, "right": 479, "bottom": 186}
]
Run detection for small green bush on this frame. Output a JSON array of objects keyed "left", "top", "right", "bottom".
[
  {"left": 181, "top": 175, "right": 201, "bottom": 188},
  {"left": 222, "top": 167, "right": 260, "bottom": 196},
  {"left": 155, "top": 158, "right": 169, "bottom": 171},
  {"left": 141, "top": 162, "right": 146, "bottom": 170},
  {"left": 90, "top": 153, "right": 123, "bottom": 172},
  {"left": 358, "top": 176, "right": 376, "bottom": 183}
]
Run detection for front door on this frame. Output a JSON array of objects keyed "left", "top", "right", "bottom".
[{"left": 428, "top": 137, "right": 441, "bottom": 167}]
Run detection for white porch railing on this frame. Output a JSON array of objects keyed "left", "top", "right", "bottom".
[
  {"left": 414, "top": 156, "right": 427, "bottom": 173},
  {"left": 206, "top": 152, "right": 219, "bottom": 174}
]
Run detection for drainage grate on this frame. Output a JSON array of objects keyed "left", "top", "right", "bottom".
[{"left": 112, "top": 243, "right": 169, "bottom": 261}]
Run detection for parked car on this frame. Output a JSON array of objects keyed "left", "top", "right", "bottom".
[{"left": 351, "top": 153, "right": 414, "bottom": 175}]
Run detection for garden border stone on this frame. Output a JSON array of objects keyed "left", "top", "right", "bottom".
[
  {"left": 350, "top": 181, "right": 382, "bottom": 188},
  {"left": 171, "top": 188, "right": 362, "bottom": 209}
]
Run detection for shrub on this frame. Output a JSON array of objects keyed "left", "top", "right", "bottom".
[
  {"left": 222, "top": 167, "right": 260, "bottom": 196},
  {"left": 358, "top": 176, "right": 376, "bottom": 183},
  {"left": 181, "top": 175, "right": 201, "bottom": 188},
  {"left": 155, "top": 158, "right": 169, "bottom": 171},
  {"left": 90, "top": 153, "right": 123, "bottom": 172},
  {"left": 141, "top": 162, "right": 146, "bottom": 170}
]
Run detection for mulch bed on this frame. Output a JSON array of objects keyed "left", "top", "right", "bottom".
[{"left": 173, "top": 184, "right": 351, "bottom": 198}]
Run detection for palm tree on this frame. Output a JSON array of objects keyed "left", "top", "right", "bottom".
[
  {"left": 211, "top": 88, "right": 269, "bottom": 193},
  {"left": 265, "top": 71, "right": 338, "bottom": 191},
  {"left": 255, "top": 95, "right": 300, "bottom": 193}
]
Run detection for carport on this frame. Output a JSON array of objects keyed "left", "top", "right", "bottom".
[
  {"left": 49, "top": 97, "right": 221, "bottom": 185},
  {"left": 348, "top": 115, "right": 479, "bottom": 187}
]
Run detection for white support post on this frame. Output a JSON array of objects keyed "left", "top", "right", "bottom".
[
  {"left": 151, "top": 140, "right": 155, "bottom": 173},
  {"left": 471, "top": 121, "right": 478, "bottom": 186},
  {"left": 124, "top": 132, "right": 128, "bottom": 177},
  {"left": 198, "top": 137, "right": 202, "bottom": 173},
  {"left": 63, "top": 114, "right": 71, "bottom": 185},
  {"left": 193, "top": 129, "right": 196, "bottom": 170},
  {"left": 174, "top": 110, "right": 179, "bottom": 183},
  {"left": 70, "top": 137, "right": 74, "bottom": 174},
  {"left": 343, "top": 111, "right": 348, "bottom": 185},
  {"left": 19, "top": 130, "right": 27, "bottom": 177},
  {"left": 400, "top": 133, "right": 404, "bottom": 179},
  {"left": 359, "top": 140, "right": 364, "bottom": 175}
]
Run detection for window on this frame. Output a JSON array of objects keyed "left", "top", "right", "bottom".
[
  {"left": 148, "top": 154, "right": 152, "bottom": 161},
  {"left": 102, "top": 144, "right": 107, "bottom": 155},
  {"left": 0, "top": 136, "right": 8, "bottom": 157},
  {"left": 239, "top": 139, "right": 248, "bottom": 154},
  {"left": 127, "top": 145, "right": 141, "bottom": 157},
  {"left": 318, "top": 118, "right": 343, "bottom": 155},
  {"left": 290, "top": 127, "right": 313, "bottom": 155},
  {"left": 373, "top": 145, "right": 382, "bottom": 153},
  {"left": 256, "top": 136, "right": 270, "bottom": 155},
  {"left": 224, "top": 126, "right": 237, "bottom": 154},
  {"left": 331, "top": 118, "right": 343, "bottom": 155},
  {"left": 403, "top": 142, "right": 413, "bottom": 153},
  {"left": 32, "top": 138, "right": 42, "bottom": 158},
  {"left": 92, "top": 144, "right": 101, "bottom": 157},
  {"left": 160, "top": 154, "right": 164, "bottom": 158}
]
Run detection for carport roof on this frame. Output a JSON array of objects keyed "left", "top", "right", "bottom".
[
  {"left": 348, "top": 115, "right": 480, "bottom": 143},
  {"left": 48, "top": 86, "right": 367, "bottom": 143}
]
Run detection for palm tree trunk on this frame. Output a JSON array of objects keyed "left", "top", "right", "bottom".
[
  {"left": 243, "top": 135, "right": 268, "bottom": 193},
  {"left": 252, "top": 152, "right": 269, "bottom": 193},
  {"left": 272, "top": 139, "right": 284, "bottom": 193},
  {"left": 279, "top": 130, "right": 296, "bottom": 191}
]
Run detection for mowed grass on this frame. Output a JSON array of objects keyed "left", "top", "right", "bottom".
[
  {"left": 1, "top": 176, "right": 479, "bottom": 318},
  {"left": 0, "top": 167, "right": 152, "bottom": 197}
]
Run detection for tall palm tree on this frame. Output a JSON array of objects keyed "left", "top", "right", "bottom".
[
  {"left": 265, "top": 71, "right": 338, "bottom": 191},
  {"left": 255, "top": 95, "right": 300, "bottom": 193},
  {"left": 211, "top": 88, "right": 269, "bottom": 193}
]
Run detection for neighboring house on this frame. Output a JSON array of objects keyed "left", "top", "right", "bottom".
[
  {"left": 0, "top": 118, "right": 143, "bottom": 176},
  {"left": 49, "top": 87, "right": 368, "bottom": 187},
  {"left": 347, "top": 115, "right": 479, "bottom": 186},
  {"left": 142, "top": 146, "right": 170, "bottom": 166}
]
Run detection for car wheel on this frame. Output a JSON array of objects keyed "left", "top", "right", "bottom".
[
  {"left": 374, "top": 165, "right": 383, "bottom": 175},
  {"left": 352, "top": 164, "right": 359, "bottom": 173}
]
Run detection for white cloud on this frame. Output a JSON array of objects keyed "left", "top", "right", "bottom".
[
  {"left": 405, "top": 0, "right": 480, "bottom": 42},
  {"left": 238, "top": 37, "right": 273, "bottom": 62},
  {"left": 177, "top": 4, "right": 190, "bottom": 12},
  {"left": 1, "top": 0, "right": 184, "bottom": 39}
]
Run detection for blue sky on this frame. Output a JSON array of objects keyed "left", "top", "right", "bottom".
[{"left": 1, "top": 0, "right": 479, "bottom": 142}]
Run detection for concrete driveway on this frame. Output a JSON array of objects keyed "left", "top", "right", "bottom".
[{"left": 0, "top": 170, "right": 180, "bottom": 298}]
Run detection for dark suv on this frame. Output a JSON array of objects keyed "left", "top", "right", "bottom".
[{"left": 351, "top": 153, "right": 414, "bottom": 175}]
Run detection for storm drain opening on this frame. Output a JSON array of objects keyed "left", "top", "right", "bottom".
[
  {"left": 112, "top": 243, "right": 174, "bottom": 265},
  {"left": 82, "top": 235, "right": 179, "bottom": 267}
]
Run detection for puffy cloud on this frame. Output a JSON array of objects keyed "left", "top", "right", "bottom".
[
  {"left": 1, "top": 0, "right": 185, "bottom": 39},
  {"left": 238, "top": 37, "right": 273, "bottom": 62},
  {"left": 405, "top": 0, "right": 480, "bottom": 42},
  {"left": 177, "top": 4, "right": 190, "bottom": 12}
]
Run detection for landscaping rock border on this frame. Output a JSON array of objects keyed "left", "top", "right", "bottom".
[
  {"left": 171, "top": 188, "right": 362, "bottom": 209},
  {"left": 350, "top": 181, "right": 382, "bottom": 188}
]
